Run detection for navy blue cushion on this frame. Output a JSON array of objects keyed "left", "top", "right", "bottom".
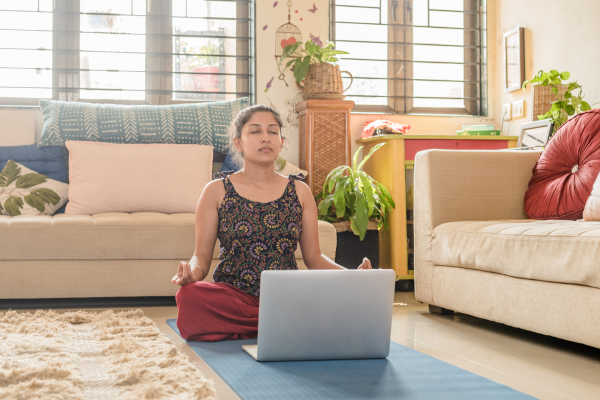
[
  {"left": 0, "top": 144, "right": 68, "bottom": 213},
  {"left": 220, "top": 152, "right": 242, "bottom": 172}
]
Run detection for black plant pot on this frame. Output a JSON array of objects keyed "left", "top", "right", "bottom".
[{"left": 334, "top": 230, "right": 379, "bottom": 269}]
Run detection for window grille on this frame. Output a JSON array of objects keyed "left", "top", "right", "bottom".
[
  {"left": 331, "top": 0, "right": 486, "bottom": 116},
  {"left": 0, "top": 0, "right": 254, "bottom": 106}
]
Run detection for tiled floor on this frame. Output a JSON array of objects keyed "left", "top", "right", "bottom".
[{"left": 6, "top": 292, "right": 600, "bottom": 400}]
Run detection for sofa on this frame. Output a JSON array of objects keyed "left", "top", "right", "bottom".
[
  {"left": 0, "top": 143, "right": 337, "bottom": 300},
  {"left": 0, "top": 212, "right": 337, "bottom": 300},
  {"left": 1, "top": 99, "right": 338, "bottom": 300},
  {"left": 414, "top": 149, "right": 600, "bottom": 349}
]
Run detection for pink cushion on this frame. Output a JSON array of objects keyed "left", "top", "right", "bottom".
[
  {"left": 65, "top": 141, "right": 213, "bottom": 214},
  {"left": 524, "top": 110, "right": 600, "bottom": 220}
]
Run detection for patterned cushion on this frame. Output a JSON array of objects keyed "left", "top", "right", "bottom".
[
  {"left": 0, "top": 144, "right": 69, "bottom": 213},
  {"left": 0, "top": 160, "right": 69, "bottom": 216},
  {"left": 38, "top": 98, "right": 249, "bottom": 153}
]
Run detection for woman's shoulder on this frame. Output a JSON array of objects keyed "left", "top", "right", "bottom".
[
  {"left": 288, "top": 174, "right": 312, "bottom": 198},
  {"left": 202, "top": 178, "right": 228, "bottom": 202}
]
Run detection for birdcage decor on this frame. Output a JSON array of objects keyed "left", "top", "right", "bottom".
[{"left": 275, "top": 0, "right": 302, "bottom": 60}]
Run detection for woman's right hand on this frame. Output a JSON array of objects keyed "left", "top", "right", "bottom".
[{"left": 171, "top": 261, "right": 199, "bottom": 286}]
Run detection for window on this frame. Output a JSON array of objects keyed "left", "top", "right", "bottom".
[
  {"left": 332, "top": 0, "right": 486, "bottom": 116},
  {"left": 0, "top": 0, "right": 253, "bottom": 106}
]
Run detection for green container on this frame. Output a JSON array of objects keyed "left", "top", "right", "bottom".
[
  {"left": 462, "top": 124, "right": 495, "bottom": 131},
  {"left": 456, "top": 130, "right": 502, "bottom": 136}
]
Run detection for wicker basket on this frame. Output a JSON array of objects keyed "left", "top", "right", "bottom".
[
  {"left": 532, "top": 84, "right": 567, "bottom": 121},
  {"left": 296, "top": 63, "right": 353, "bottom": 100}
]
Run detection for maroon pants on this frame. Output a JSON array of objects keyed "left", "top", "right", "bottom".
[{"left": 175, "top": 281, "right": 260, "bottom": 342}]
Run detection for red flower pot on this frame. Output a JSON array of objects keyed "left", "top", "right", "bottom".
[{"left": 193, "top": 66, "right": 219, "bottom": 92}]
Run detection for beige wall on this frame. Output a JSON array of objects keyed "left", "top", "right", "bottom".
[
  {"left": 258, "top": 0, "right": 502, "bottom": 162},
  {"left": 492, "top": 0, "right": 600, "bottom": 137},
  {"left": 255, "top": 0, "right": 329, "bottom": 166}
]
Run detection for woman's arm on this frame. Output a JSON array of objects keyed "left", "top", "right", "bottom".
[{"left": 172, "top": 180, "right": 224, "bottom": 285}]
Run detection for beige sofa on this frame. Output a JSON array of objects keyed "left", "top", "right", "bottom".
[
  {"left": 415, "top": 149, "right": 600, "bottom": 349},
  {"left": 0, "top": 212, "right": 337, "bottom": 299}
]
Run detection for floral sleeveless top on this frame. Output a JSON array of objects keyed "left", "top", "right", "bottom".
[{"left": 212, "top": 171, "right": 304, "bottom": 297}]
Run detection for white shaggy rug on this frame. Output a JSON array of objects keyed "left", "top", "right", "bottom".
[{"left": 0, "top": 309, "right": 217, "bottom": 400}]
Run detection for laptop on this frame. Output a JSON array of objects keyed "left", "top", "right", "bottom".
[{"left": 242, "top": 269, "right": 395, "bottom": 362}]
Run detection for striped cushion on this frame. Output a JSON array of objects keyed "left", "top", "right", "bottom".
[{"left": 38, "top": 98, "right": 249, "bottom": 153}]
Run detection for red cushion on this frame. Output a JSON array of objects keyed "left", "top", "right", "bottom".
[{"left": 524, "top": 110, "right": 600, "bottom": 220}]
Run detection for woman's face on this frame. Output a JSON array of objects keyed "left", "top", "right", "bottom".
[{"left": 235, "top": 112, "right": 283, "bottom": 165}]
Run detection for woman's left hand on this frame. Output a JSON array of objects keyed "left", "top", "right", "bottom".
[{"left": 357, "top": 257, "right": 372, "bottom": 269}]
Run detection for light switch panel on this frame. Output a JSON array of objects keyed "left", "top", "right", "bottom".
[
  {"left": 512, "top": 100, "right": 525, "bottom": 119},
  {"left": 502, "top": 103, "right": 512, "bottom": 120}
]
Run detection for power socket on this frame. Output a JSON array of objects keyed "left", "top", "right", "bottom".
[
  {"left": 502, "top": 103, "right": 512, "bottom": 120},
  {"left": 512, "top": 100, "right": 525, "bottom": 119}
]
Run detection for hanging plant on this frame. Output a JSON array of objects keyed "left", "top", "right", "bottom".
[{"left": 276, "top": 39, "right": 349, "bottom": 85}]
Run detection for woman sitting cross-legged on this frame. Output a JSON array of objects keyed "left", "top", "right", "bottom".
[{"left": 172, "top": 104, "right": 372, "bottom": 342}]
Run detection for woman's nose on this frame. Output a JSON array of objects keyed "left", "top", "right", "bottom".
[{"left": 260, "top": 131, "right": 270, "bottom": 142}]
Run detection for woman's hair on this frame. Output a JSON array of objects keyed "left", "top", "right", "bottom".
[{"left": 228, "top": 104, "right": 286, "bottom": 166}]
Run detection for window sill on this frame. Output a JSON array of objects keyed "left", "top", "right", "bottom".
[
  {"left": 0, "top": 105, "right": 39, "bottom": 109},
  {"left": 351, "top": 111, "right": 488, "bottom": 118}
]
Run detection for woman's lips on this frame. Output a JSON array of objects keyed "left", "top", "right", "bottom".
[{"left": 260, "top": 148, "right": 272, "bottom": 152}]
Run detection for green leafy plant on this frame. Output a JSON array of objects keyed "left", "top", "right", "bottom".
[
  {"left": 522, "top": 70, "right": 593, "bottom": 131},
  {"left": 277, "top": 39, "right": 349, "bottom": 84},
  {"left": 0, "top": 160, "right": 60, "bottom": 216},
  {"left": 188, "top": 43, "right": 220, "bottom": 68},
  {"left": 316, "top": 144, "right": 395, "bottom": 241}
]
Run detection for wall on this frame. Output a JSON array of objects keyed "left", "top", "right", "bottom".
[
  {"left": 2, "top": 0, "right": 330, "bottom": 167},
  {"left": 11, "top": 0, "right": 600, "bottom": 163},
  {"left": 493, "top": 0, "right": 600, "bottom": 137},
  {"left": 257, "top": 0, "right": 500, "bottom": 163},
  {"left": 255, "top": 0, "right": 329, "bottom": 166}
]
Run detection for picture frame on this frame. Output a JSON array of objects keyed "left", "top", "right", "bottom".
[
  {"left": 517, "top": 120, "right": 554, "bottom": 149},
  {"left": 503, "top": 26, "right": 525, "bottom": 93}
]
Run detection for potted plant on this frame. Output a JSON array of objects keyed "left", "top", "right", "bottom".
[
  {"left": 189, "top": 43, "right": 220, "bottom": 93},
  {"left": 522, "top": 70, "right": 593, "bottom": 133},
  {"left": 277, "top": 39, "right": 353, "bottom": 99},
  {"left": 316, "top": 143, "right": 395, "bottom": 269},
  {"left": 87, "top": 8, "right": 119, "bottom": 31}
]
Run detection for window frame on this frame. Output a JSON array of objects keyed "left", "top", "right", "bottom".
[
  {"left": 0, "top": 0, "right": 254, "bottom": 107},
  {"left": 331, "top": 0, "right": 487, "bottom": 116}
]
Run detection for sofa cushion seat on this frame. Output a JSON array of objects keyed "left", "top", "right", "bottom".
[
  {"left": 0, "top": 212, "right": 336, "bottom": 262},
  {"left": 432, "top": 219, "right": 600, "bottom": 289}
]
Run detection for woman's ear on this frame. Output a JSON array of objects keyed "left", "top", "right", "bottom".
[{"left": 233, "top": 137, "right": 243, "bottom": 153}]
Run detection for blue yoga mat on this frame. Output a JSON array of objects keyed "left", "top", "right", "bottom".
[{"left": 167, "top": 319, "right": 533, "bottom": 400}]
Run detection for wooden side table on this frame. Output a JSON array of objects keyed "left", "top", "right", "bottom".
[
  {"left": 356, "top": 135, "right": 519, "bottom": 282},
  {"left": 295, "top": 99, "right": 355, "bottom": 195}
]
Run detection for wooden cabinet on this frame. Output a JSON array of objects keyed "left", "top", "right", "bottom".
[
  {"left": 356, "top": 135, "right": 519, "bottom": 279},
  {"left": 295, "top": 99, "right": 354, "bottom": 195}
]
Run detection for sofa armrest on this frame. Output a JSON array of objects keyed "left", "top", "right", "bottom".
[
  {"left": 313, "top": 220, "right": 337, "bottom": 261},
  {"left": 414, "top": 149, "right": 541, "bottom": 304}
]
